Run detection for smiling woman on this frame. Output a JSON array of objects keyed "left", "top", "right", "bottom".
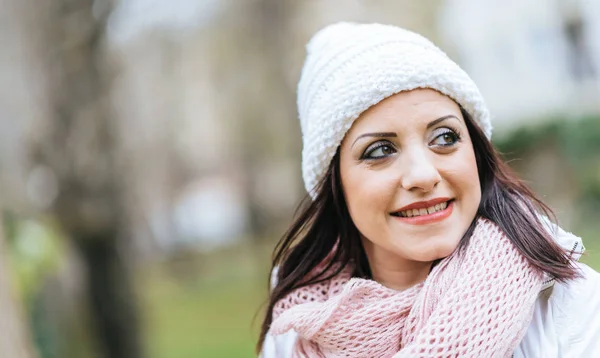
[
  {"left": 258, "top": 22, "right": 600, "bottom": 358},
  {"left": 339, "top": 90, "right": 481, "bottom": 290}
]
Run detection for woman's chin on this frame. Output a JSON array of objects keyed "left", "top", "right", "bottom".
[{"left": 403, "top": 241, "right": 459, "bottom": 263}]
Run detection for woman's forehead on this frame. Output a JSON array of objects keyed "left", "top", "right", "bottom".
[{"left": 347, "top": 89, "right": 462, "bottom": 134}]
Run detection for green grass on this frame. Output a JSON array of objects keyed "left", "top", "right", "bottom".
[{"left": 140, "top": 248, "right": 269, "bottom": 358}]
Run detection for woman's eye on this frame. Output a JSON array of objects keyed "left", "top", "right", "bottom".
[
  {"left": 431, "top": 130, "right": 460, "bottom": 147},
  {"left": 363, "top": 143, "right": 395, "bottom": 159}
]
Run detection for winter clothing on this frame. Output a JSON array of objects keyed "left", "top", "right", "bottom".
[
  {"left": 262, "top": 223, "right": 599, "bottom": 357},
  {"left": 297, "top": 22, "right": 492, "bottom": 198}
]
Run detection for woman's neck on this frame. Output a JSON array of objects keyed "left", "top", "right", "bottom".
[{"left": 362, "top": 240, "right": 433, "bottom": 291}]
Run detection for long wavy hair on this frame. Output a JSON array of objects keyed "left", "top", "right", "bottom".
[{"left": 256, "top": 107, "right": 579, "bottom": 353}]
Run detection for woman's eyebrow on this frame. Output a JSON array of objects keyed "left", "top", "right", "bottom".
[
  {"left": 351, "top": 132, "right": 397, "bottom": 148},
  {"left": 350, "top": 114, "right": 459, "bottom": 148},
  {"left": 426, "top": 115, "right": 460, "bottom": 129}
]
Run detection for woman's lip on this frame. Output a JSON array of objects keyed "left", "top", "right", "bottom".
[
  {"left": 391, "top": 200, "right": 454, "bottom": 225},
  {"left": 393, "top": 197, "right": 452, "bottom": 212}
]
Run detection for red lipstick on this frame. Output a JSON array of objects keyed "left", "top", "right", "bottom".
[
  {"left": 391, "top": 198, "right": 454, "bottom": 225},
  {"left": 393, "top": 197, "right": 452, "bottom": 212}
]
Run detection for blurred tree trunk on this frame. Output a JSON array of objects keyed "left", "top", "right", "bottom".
[
  {"left": 238, "top": 0, "right": 299, "bottom": 240},
  {"left": 0, "top": 229, "right": 36, "bottom": 358},
  {"left": 30, "top": 0, "right": 143, "bottom": 357}
]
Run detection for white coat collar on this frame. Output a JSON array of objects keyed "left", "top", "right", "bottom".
[{"left": 539, "top": 215, "right": 585, "bottom": 290}]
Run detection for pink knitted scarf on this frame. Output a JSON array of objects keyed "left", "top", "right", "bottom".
[{"left": 270, "top": 218, "right": 544, "bottom": 357}]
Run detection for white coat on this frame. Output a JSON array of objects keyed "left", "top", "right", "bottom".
[{"left": 261, "top": 224, "right": 600, "bottom": 357}]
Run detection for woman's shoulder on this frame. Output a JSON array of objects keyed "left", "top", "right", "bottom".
[
  {"left": 260, "top": 330, "right": 297, "bottom": 358},
  {"left": 517, "top": 262, "right": 600, "bottom": 357},
  {"left": 551, "top": 262, "right": 600, "bottom": 335},
  {"left": 552, "top": 262, "right": 600, "bottom": 301}
]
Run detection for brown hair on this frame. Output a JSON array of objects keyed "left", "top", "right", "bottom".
[{"left": 256, "top": 108, "right": 579, "bottom": 353}]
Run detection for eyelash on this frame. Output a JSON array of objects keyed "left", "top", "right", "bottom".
[
  {"left": 359, "top": 127, "right": 462, "bottom": 160},
  {"left": 432, "top": 127, "right": 462, "bottom": 147},
  {"left": 360, "top": 141, "right": 396, "bottom": 160}
]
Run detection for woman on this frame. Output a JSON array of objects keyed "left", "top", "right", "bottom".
[{"left": 258, "top": 22, "right": 600, "bottom": 357}]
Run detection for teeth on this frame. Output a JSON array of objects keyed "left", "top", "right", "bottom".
[{"left": 395, "top": 201, "right": 450, "bottom": 218}]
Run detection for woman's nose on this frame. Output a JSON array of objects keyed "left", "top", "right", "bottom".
[{"left": 400, "top": 149, "right": 442, "bottom": 193}]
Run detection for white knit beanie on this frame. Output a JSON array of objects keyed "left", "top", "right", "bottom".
[{"left": 298, "top": 22, "right": 492, "bottom": 198}]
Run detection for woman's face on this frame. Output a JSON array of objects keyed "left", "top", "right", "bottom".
[{"left": 339, "top": 89, "right": 481, "bottom": 273}]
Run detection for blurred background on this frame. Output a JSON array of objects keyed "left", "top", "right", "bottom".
[{"left": 1, "top": 0, "right": 599, "bottom": 357}]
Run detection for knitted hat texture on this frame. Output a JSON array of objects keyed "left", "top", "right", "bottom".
[{"left": 298, "top": 22, "right": 492, "bottom": 198}]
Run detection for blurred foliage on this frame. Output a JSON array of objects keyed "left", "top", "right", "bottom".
[
  {"left": 2, "top": 213, "right": 66, "bottom": 358},
  {"left": 2, "top": 214, "right": 63, "bottom": 298},
  {"left": 495, "top": 115, "right": 600, "bottom": 214}
]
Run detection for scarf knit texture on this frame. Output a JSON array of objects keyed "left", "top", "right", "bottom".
[{"left": 270, "top": 218, "right": 545, "bottom": 357}]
